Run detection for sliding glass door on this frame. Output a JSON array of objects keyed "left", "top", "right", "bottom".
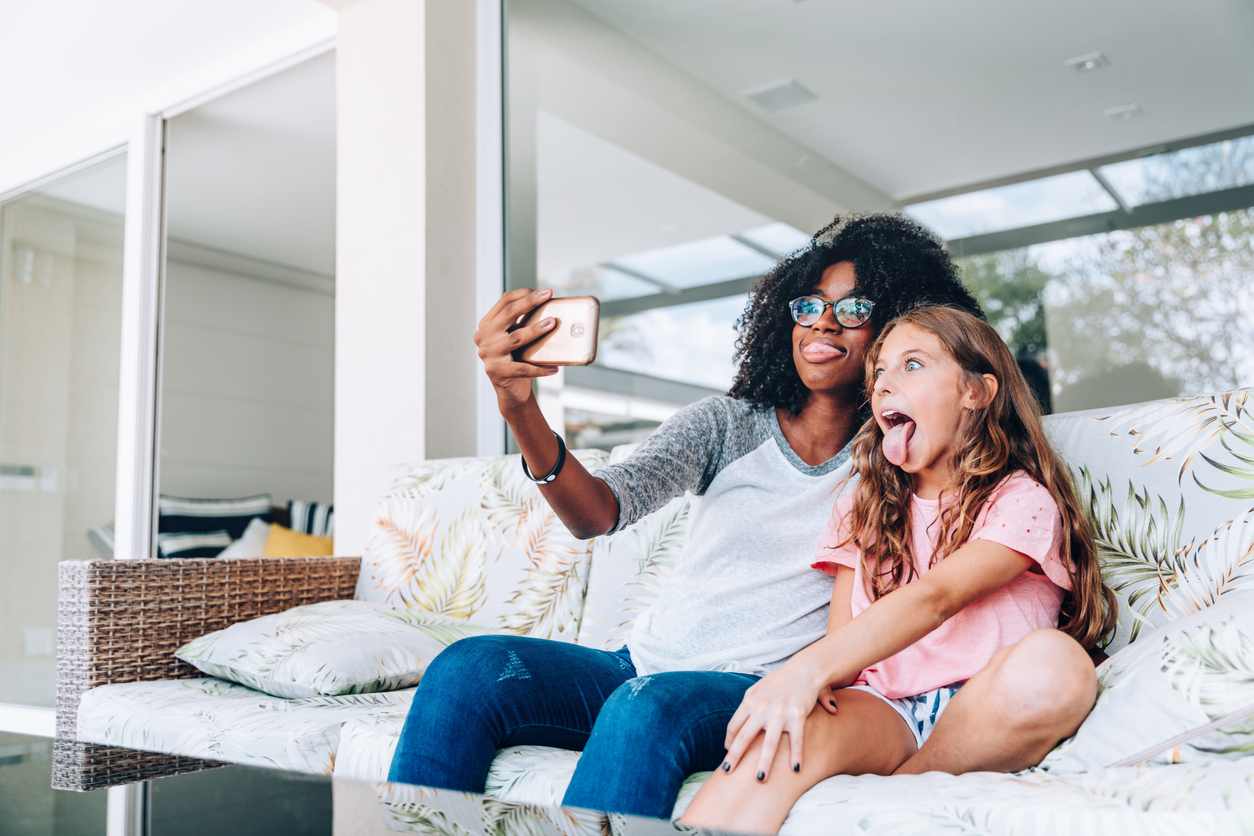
[{"left": 0, "top": 153, "right": 127, "bottom": 708}]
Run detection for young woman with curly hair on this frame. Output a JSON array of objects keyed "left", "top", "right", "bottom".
[{"left": 389, "top": 214, "right": 1095, "bottom": 819}]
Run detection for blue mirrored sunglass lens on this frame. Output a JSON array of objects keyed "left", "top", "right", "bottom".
[
  {"left": 791, "top": 298, "right": 823, "bottom": 320},
  {"left": 835, "top": 299, "right": 872, "bottom": 322}
]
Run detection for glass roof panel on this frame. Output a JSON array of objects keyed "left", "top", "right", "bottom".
[
  {"left": 905, "top": 171, "right": 1118, "bottom": 240},
  {"left": 1098, "top": 135, "right": 1254, "bottom": 207},
  {"left": 543, "top": 264, "right": 661, "bottom": 302},
  {"left": 610, "top": 236, "right": 777, "bottom": 289},
  {"left": 596, "top": 295, "right": 746, "bottom": 389},
  {"left": 738, "top": 222, "right": 812, "bottom": 258}
]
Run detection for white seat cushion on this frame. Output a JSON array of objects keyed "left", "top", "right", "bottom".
[{"left": 76, "top": 677, "right": 415, "bottom": 775}]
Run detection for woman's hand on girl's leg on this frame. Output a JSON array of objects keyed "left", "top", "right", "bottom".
[
  {"left": 681, "top": 689, "right": 915, "bottom": 836},
  {"left": 894, "top": 629, "right": 1097, "bottom": 776}
]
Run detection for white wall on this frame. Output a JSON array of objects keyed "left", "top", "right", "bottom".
[
  {"left": 0, "top": 1, "right": 336, "bottom": 198},
  {"left": 333, "top": 0, "right": 487, "bottom": 556},
  {"left": 160, "top": 250, "right": 335, "bottom": 506}
]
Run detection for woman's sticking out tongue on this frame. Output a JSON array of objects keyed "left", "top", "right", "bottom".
[{"left": 883, "top": 420, "right": 916, "bottom": 467}]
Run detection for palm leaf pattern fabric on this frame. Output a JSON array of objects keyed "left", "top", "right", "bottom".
[
  {"left": 358, "top": 452, "right": 608, "bottom": 642},
  {"left": 75, "top": 389, "right": 1254, "bottom": 834},
  {"left": 76, "top": 677, "right": 417, "bottom": 775},
  {"left": 174, "top": 600, "right": 495, "bottom": 698},
  {"left": 1048, "top": 389, "right": 1254, "bottom": 652}
]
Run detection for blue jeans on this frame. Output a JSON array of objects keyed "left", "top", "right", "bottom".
[{"left": 387, "top": 635, "right": 759, "bottom": 819}]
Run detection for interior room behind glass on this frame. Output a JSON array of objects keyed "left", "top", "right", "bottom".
[
  {"left": 505, "top": 0, "right": 1254, "bottom": 450},
  {"left": 155, "top": 52, "right": 336, "bottom": 556}
]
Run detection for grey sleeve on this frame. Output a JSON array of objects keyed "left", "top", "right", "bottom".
[{"left": 595, "top": 397, "right": 732, "bottom": 533}]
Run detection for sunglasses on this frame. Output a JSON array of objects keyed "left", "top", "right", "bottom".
[{"left": 788, "top": 295, "right": 874, "bottom": 328}]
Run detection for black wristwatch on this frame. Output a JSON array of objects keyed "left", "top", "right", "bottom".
[{"left": 520, "top": 431, "right": 567, "bottom": 484}]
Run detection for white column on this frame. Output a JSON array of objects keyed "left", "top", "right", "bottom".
[
  {"left": 330, "top": 0, "right": 501, "bottom": 555},
  {"left": 333, "top": 0, "right": 429, "bottom": 557}
]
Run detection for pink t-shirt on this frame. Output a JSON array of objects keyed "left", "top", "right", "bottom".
[{"left": 812, "top": 471, "right": 1072, "bottom": 700}]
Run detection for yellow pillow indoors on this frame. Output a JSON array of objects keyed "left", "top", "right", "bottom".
[{"left": 263, "top": 523, "right": 335, "bottom": 557}]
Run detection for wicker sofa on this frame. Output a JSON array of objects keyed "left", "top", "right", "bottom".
[{"left": 57, "top": 390, "right": 1254, "bottom": 834}]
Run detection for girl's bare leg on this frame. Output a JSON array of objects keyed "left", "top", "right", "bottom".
[
  {"left": 895, "top": 629, "right": 1097, "bottom": 775},
  {"left": 680, "top": 689, "right": 915, "bottom": 836}
]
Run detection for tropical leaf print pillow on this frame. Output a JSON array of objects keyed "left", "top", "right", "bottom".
[
  {"left": 357, "top": 451, "right": 609, "bottom": 643},
  {"left": 1040, "top": 590, "right": 1254, "bottom": 773},
  {"left": 1045, "top": 389, "right": 1254, "bottom": 654},
  {"left": 175, "top": 600, "right": 501, "bottom": 698}
]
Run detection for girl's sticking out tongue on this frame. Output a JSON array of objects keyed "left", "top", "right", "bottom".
[{"left": 883, "top": 419, "right": 916, "bottom": 466}]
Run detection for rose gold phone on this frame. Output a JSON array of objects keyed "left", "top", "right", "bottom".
[{"left": 512, "top": 296, "right": 600, "bottom": 366}]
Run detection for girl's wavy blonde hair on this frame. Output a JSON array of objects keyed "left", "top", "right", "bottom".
[{"left": 841, "top": 305, "right": 1116, "bottom": 649}]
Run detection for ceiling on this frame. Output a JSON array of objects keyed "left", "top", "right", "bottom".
[
  {"left": 567, "top": 0, "right": 1254, "bottom": 201},
  {"left": 0, "top": 0, "right": 334, "bottom": 192}
]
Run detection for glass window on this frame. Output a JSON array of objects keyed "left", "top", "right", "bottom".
[
  {"left": 157, "top": 54, "right": 335, "bottom": 531},
  {"left": 1097, "top": 135, "right": 1254, "bottom": 207},
  {"left": 508, "top": 0, "right": 1254, "bottom": 449},
  {"left": 906, "top": 172, "right": 1119, "bottom": 240},
  {"left": 0, "top": 153, "right": 126, "bottom": 707}
]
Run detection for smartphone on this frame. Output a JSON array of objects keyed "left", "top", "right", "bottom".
[{"left": 512, "top": 295, "right": 600, "bottom": 366}]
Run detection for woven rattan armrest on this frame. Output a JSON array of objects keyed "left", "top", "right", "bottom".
[{"left": 54, "top": 555, "right": 360, "bottom": 790}]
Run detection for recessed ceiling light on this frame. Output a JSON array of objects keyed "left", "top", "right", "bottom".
[
  {"left": 1065, "top": 52, "right": 1108, "bottom": 72},
  {"left": 742, "top": 79, "right": 817, "bottom": 113},
  {"left": 1105, "top": 103, "right": 1143, "bottom": 120}
]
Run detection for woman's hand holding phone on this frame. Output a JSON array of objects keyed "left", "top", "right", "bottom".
[{"left": 474, "top": 288, "right": 560, "bottom": 414}]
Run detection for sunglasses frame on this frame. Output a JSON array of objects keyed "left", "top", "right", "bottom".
[{"left": 788, "top": 295, "right": 874, "bottom": 329}]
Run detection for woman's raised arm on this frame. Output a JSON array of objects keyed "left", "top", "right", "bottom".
[{"left": 474, "top": 287, "right": 620, "bottom": 539}]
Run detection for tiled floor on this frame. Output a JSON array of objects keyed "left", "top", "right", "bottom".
[{"left": 0, "top": 732, "right": 333, "bottom": 836}]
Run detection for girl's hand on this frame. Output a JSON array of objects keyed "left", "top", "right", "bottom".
[
  {"left": 722, "top": 660, "right": 827, "bottom": 782},
  {"left": 473, "top": 288, "right": 559, "bottom": 414}
]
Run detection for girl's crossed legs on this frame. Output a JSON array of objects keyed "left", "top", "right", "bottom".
[{"left": 681, "top": 629, "right": 1097, "bottom": 834}]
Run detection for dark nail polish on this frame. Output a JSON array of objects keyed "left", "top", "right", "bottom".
[
  {"left": 756, "top": 771, "right": 765, "bottom": 782},
  {"left": 793, "top": 763, "right": 800, "bottom": 773},
  {"left": 721, "top": 762, "right": 730, "bottom": 772}
]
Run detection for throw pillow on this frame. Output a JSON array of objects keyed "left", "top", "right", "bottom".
[
  {"left": 174, "top": 600, "right": 498, "bottom": 698},
  {"left": 159, "top": 494, "right": 273, "bottom": 539},
  {"left": 263, "top": 523, "right": 334, "bottom": 557},
  {"left": 288, "top": 500, "right": 334, "bottom": 537},
  {"left": 157, "top": 530, "right": 233, "bottom": 558},
  {"left": 1040, "top": 590, "right": 1254, "bottom": 772},
  {"left": 218, "top": 517, "right": 272, "bottom": 559}
]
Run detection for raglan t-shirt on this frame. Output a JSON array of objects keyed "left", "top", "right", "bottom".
[
  {"left": 595, "top": 396, "right": 853, "bottom": 677},
  {"left": 812, "top": 471, "right": 1072, "bottom": 699}
]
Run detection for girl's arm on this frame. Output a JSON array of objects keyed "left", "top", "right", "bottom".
[{"left": 723, "top": 539, "right": 1032, "bottom": 780}]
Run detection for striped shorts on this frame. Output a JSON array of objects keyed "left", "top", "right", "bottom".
[{"left": 849, "top": 683, "right": 963, "bottom": 748}]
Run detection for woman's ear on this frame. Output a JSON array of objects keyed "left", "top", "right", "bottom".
[{"left": 962, "top": 374, "right": 999, "bottom": 410}]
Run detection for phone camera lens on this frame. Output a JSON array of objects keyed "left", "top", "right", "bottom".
[{"left": 570, "top": 324, "right": 585, "bottom": 336}]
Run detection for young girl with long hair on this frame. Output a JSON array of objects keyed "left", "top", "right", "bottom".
[{"left": 681, "top": 305, "right": 1117, "bottom": 834}]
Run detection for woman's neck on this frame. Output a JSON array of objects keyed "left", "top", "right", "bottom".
[{"left": 775, "top": 392, "right": 861, "bottom": 467}]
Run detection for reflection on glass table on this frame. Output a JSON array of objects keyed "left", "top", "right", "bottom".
[{"left": 0, "top": 732, "right": 329, "bottom": 836}]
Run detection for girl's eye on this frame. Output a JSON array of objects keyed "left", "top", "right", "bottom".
[
  {"left": 905, "top": 359, "right": 922, "bottom": 372},
  {"left": 873, "top": 369, "right": 884, "bottom": 379}
]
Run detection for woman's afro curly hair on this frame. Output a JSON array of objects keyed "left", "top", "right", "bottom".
[{"left": 729, "top": 213, "right": 982, "bottom": 415}]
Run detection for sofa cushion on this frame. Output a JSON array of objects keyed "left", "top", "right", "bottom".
[
  {"left": 1043, "top": 389, "right": 1254, "bottom": 653},
  {"left": 373, "top": 759, "right": 1254, "bottom": 835},
  {"left": 158, "top": 493, "right": 273, "bottom": 539},
  {"left": 577, "top": 494, "right": 692, "bottom": 651},
  {"left": 1040, "top": 590, "right": 1254, "bottom": 773},
  {"left": 76, "top": 677, "right": 414, "bottom": 775},
  {"left": 356, "top": 451, "right": 608, "bottom": 642},
  {"left": 174, "top": 600, "right": 498, "bottom": 698},
  {"left": 262, "top": 523, "right": 334, "bottom": 557}
]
